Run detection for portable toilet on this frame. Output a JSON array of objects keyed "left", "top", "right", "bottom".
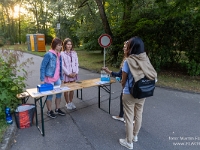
[
  {"left": 33, "top": 34, "right": 46, "bottom": 52},
  {"left": 26, "top": 34, "right": 35, "bottom": 51},
  {"left": 30, "top": 35, "right": 35, "bottom": 51},
  {"left": 26, "top": 34, "right": 31, "bottom": 51}
]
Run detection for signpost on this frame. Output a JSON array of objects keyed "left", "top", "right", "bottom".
[
  {"left": 98, "top": 34, "right": 112, "bottom": 82},
  {"left": 57, "top": 23, "right": 60, "bottom": 30},
  {"left": 98, "top": 34, "right": 112, "bottom": 67},
  {"left": 57, "top": 23, "right": 61, "bottom": 39}
]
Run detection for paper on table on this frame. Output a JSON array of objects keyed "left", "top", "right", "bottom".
[
  {"left": 32, "top": 86, "right": 70, "bottom": 96},
  {"left": 54, "top": 87, "right": 70, "bottom": 92},
  {"left": 54, "top": 85, "right": 60, "bottom": 88},
  {"left": 41, "top": 91, "right": 52, "bottom": 94},
  {"left": 61, "top": 87, "right": 70, "bottom": 90},
  {"left": 96, "top": 81, "right": 110, "bottom": 85}
]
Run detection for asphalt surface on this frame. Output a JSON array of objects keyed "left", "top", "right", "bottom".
[{"left": 1, "top": 52, "right": 200, "bottom": 150}]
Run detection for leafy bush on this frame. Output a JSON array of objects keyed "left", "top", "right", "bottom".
[
  {"left": 0, "top": 49, "right": 33, "bottom": 121},
  {"left": 186, "top": 60, "right": 200, "bottom": 76}
]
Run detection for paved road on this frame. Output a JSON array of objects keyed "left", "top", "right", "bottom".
[{"left": 9, "top": 53, "right": 200, "bottom": 150}]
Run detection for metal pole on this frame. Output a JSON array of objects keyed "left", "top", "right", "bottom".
[
  {"left": 58, "top": 0, "right": 61, "bottom": 39},
  {"left": 104, "top": 48, "right": 105, "bottom": 67}
]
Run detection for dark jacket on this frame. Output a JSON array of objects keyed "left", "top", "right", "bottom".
[{"left": 111, "top": 69, "right": 122, "bottom": 78}]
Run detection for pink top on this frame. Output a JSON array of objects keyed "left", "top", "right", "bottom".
[
  {"left": 44, "top": 50, "right": 60, "bottom": 83},
  {"left": 61, "top": 50, "right": 79, "bottom": 82}
]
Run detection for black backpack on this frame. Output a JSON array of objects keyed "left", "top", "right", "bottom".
[{"left": 129, "top": 76, "right": 155, "bottom": 99}]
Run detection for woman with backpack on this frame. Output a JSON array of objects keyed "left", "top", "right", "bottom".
[{"left": 119, "top": 36, "right": 157, "bottom": 149}]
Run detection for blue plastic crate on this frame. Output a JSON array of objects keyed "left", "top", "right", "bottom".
[{"left": 37, "top": 83, "right": 53, "bottom": 92}]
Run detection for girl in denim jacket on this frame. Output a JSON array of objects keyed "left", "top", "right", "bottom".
[
  {"left": 61, "top": 38, "right": 79, "bottom": 110},
  {"left": 40, "top": 37, "right": 66, "bottom": 118}
]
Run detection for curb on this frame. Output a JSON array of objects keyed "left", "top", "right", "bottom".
[{"left": 0, "top": 118, "right": 17, "bottom": 150}]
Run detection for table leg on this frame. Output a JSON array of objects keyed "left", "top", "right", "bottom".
[
  {"left": 21, "top": 96, "right": 29, "bottom": 104},
  {"left": 98, "top": 86, "right": 100, "bottom": 108},
  {"left": 77, "top": 89, "right": 83, "bottom": 100},
  {"left": 98, "top": 84, "right": 112, "bottom": 113},
  {"left": 81, "top": 89, "right": 82, "bottom": 99},
  {"left": 40, "top": 97, "right": 45, "bottom": 136},
  {"left": 109, "top": 83, "right": 111, "bottom": 114},
  {"left": 34, "top": 98, "right": 38, "bottom": 126},
  {"left": 34, "top": 97, "right": 45, "bottom": 136},
  {"left": 22, "top": 97, "right": 25, "bottom": 104}
]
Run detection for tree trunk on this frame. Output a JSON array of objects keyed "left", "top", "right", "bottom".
[
  {"left": 95, "top": 0, "right": 113, "bottom": 37},
  {"left": 122, "top": 0, "right": 133, "bottom": 20}
]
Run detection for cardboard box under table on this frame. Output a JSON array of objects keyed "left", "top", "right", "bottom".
[{"left": 26, "top": 78, "right": 115, "bottom": 136}]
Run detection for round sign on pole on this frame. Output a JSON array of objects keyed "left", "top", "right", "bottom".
[
  {"left": 98, "top": 34, "right": 112, "bottom": 48},
  {"left": 98, "top": 34, "right": 112, "bottom": 67}
]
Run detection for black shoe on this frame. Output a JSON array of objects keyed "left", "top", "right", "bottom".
[
  {"left": 55, "top": 108, "right": 66, "bottom": 116},
  {"left": 47, "top": 110, "right": 56, "bottom": 119}
]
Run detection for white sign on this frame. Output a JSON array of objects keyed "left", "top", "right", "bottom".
[
  {"left": 98, "top": 34, "right": 112, "bottom": 48},
  {"left": 57, "top": 23, "right": 60, "bottom": 29},
  {"left": 98, "top": 34, "right": 112, "bottom": 67}
]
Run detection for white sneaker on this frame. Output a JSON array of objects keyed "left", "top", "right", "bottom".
[
  {"left": 133, "top": 135, "right": 138, "bottom": 142},
  {"left": 66, "top": 103, "right": 72, "bottom": 110},
  {"left": 119, "top": 138, "right": 133, "bottom": 149},
  {"left": 70, "top": 102, "right": 76, "bottom": 109},
  {"left": 112, "top": 116, "right": 124, "bottom": 122}
]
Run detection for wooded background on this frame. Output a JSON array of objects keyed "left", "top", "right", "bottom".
[{"left": 0, "top": 0, "right": 199, "bottom": 75}]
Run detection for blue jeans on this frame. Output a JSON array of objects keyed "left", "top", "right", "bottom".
[{"left": 46, "top": 78, "right": 62, "bottom": 101}]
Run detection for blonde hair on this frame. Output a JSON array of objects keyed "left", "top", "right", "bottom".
[{"left": 119, "top": 41, "right": 129, "bottom": 68}]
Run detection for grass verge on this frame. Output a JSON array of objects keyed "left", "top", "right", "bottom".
[{"left": 157, "top": 71, "right": 200, "bottom": 93}]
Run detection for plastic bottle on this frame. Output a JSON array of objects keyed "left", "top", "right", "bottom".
[
  {"left": 101, "top": 70, "right": 110, "bottom": 81},
  {"left": 5, "top": 107, "right": 13, "bottom": 124},
  {"left": 115, "top": 77, "right": 121, "bottom": 82}
]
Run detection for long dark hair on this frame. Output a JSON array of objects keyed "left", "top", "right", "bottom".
[{"left": 127, "top": 36, "right": 145, "bottom": 55}]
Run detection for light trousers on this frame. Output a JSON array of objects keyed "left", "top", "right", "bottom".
[{"left": 122, "top": 94, "right": 145, "bottom": 143}]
